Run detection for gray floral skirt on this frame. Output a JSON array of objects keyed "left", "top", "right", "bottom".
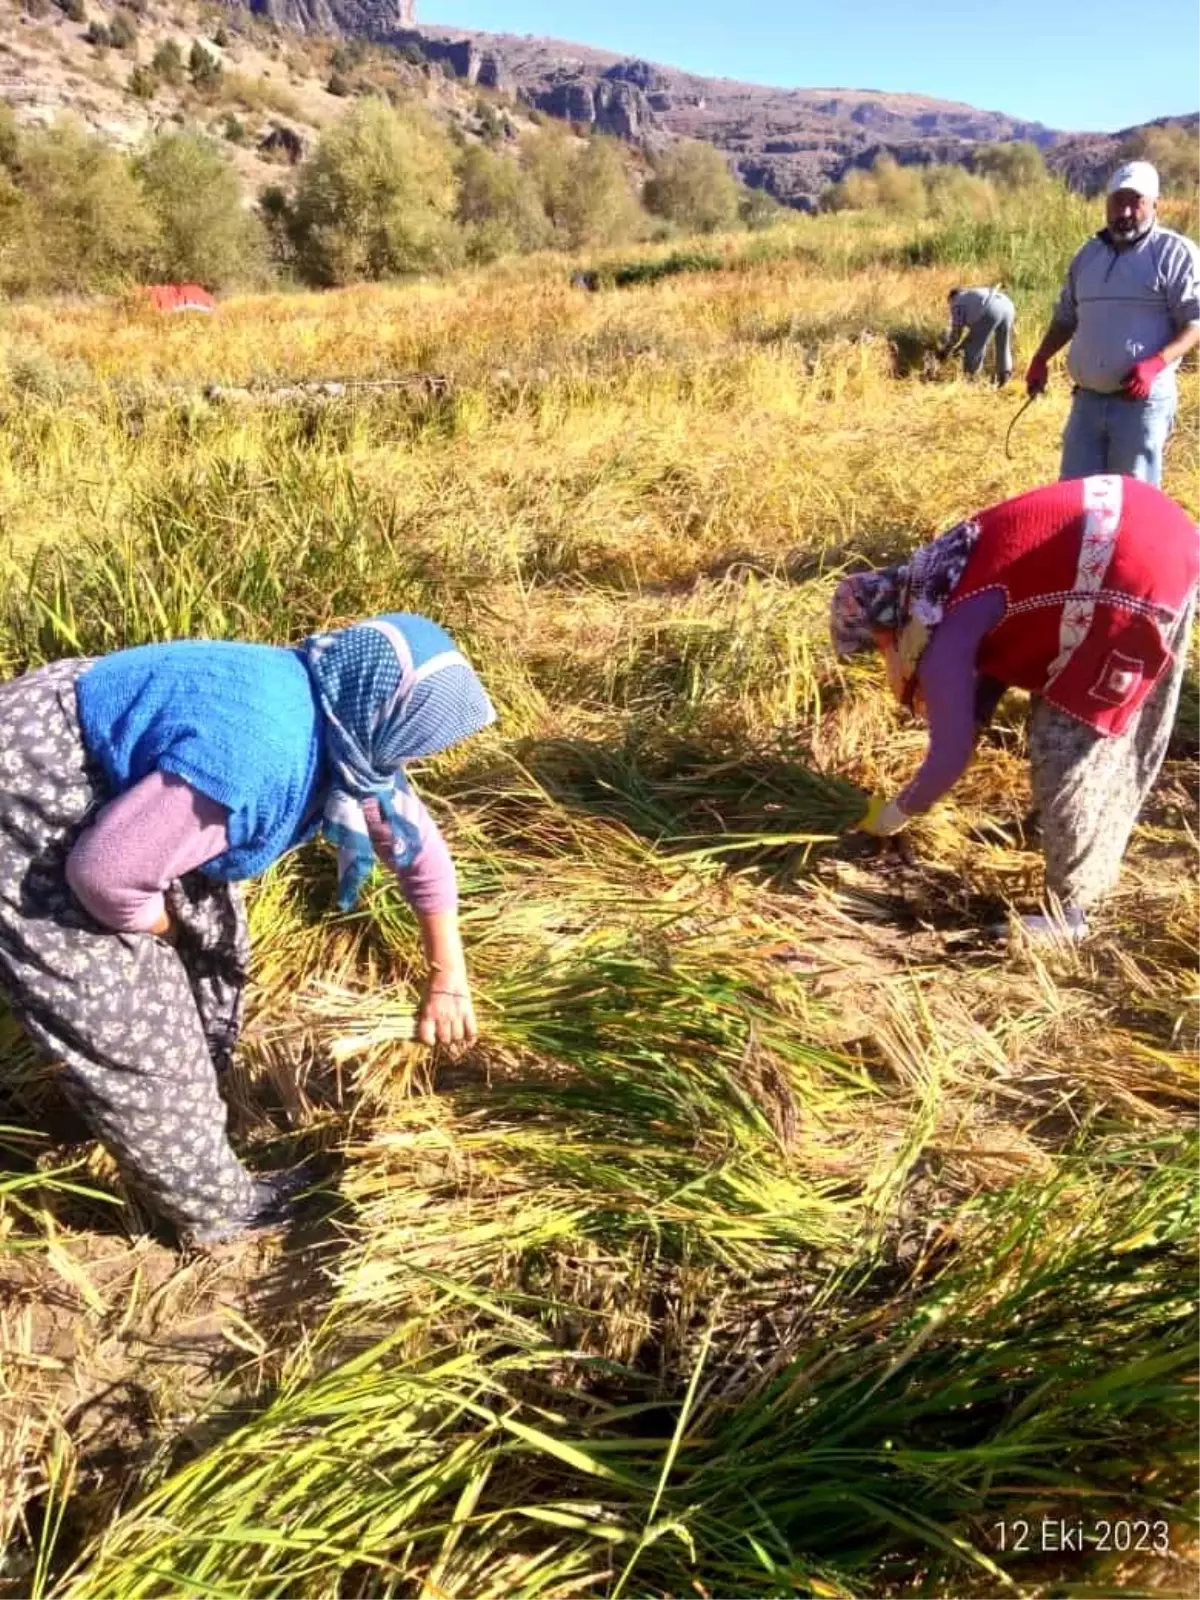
[
  {"left": 1029, "top": 603, "right": 1194, "bottom": 910},
  {"left": 0, "top": 658, "right": 263, "bottom": 1239}
]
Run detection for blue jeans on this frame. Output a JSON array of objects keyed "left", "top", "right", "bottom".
[{"left": 1059, "top": 387, "right": 1177, "bottom": 488}]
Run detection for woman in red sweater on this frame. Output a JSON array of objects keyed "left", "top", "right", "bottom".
[{"left": 830, "top": 474, "right": 1197, "bottom": 938}]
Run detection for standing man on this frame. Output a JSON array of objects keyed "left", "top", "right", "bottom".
[
  {"left": 1025, "top": 161, "right": 1200, "bottom": 486},
  {"left": 938, "top": 284, "right": 1015, "bottom": 384}
]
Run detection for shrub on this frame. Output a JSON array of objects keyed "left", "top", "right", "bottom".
[
  {"left": 0, "top": 167, "right": 35, "bottom": 296},
  {"left": 644, "top": 139, "right": 742, "bottom": 234},
  {"left": 84, "top": 20, "right": 110, "bottom": 48},
  {"left": 974, "top": 140, "right": 1047, "bottom": 189},
  {"left": 739, "top": 184, "right": 784, "bottom": 230},
  {"left": 135, "top": 129, "right": 268, "bottom": 288},
  {"left": 825, "top": 154, "right": 928, "bottom": 216},
  {"left": 189, "top": 40, "right": 223, "bottom": 94},
  {"left": 286, "top": 98, "right": 461, "bottom": 285},
  {"left": 108, "top": 9, "right": 137, "bottom": 50},
  {"left": 58, "top": 0, "right": 87, "bottom": 22},
  {"left": 475, "top": 98, "right": 504, "bottom": 147},
  {"left": 222, "top": 69, "right": 304, "bottom": 120},
  {"left": 221, "top": 114, "right": 246, "bottom": 144},
  {"left": 152, "top": 38, "right": 185, "bottom": 85},
  {"left": 331, "top": 41, "right": 366, "bottom": 72},
  {"left": 128, "top": 63, "right": 157, "bottom": 101},
  {"left": 0, "top": 104, "right": 19, "bottom": 172},
  {"left": 925, "top": 163, "right": 998, "bottom": 221}
]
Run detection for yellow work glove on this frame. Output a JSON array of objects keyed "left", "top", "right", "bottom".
[{"left": 855, "top": 794, "right": 911, "bottom": 837}]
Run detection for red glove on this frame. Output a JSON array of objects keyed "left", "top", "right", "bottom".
[
  {"left": 1121, "top": 353, "right": 1167, "bottom": 400},
  {"left": 1025, "top": 353, "right": 1049, "bottom": 397}
]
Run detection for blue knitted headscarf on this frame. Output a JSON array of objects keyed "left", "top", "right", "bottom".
[{"left": 303, "top": 613, "right": 495, "bottom": 909}]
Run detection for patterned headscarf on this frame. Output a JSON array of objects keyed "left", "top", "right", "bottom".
[
  {"left": 830, "top": 518, "right": 982, "bottom": 697},
  {"left": 303, "top": 613, "right": 496, "bottom": 909}
]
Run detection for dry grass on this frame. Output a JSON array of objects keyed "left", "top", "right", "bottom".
[{"left": 0, "top": 213, "right": 1197, "bottom": 1598}]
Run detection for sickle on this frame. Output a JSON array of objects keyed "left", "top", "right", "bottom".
[{"left": 1004, "top": 394, "right": 1038, "bottom": 460}]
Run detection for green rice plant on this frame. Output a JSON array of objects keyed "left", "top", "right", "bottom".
[
  {"left": 57, "top": 1135, "right": 1197, "bottom": 1599},
  {"left": 0, "top": 454, "right": 489, "bottom": 669},
  {"left": 0, "top": 1127, "right": 120, "bottom": 1252}
]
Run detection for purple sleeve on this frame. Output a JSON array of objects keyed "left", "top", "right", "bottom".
[
  {"left": 362, "top": 793, "right": 458, "bottom": 915},
  {"left": 65, "top": 771, "right": 232, "bottom": 933},
  {"left": 898, "top": 590, "right": 1007, "bottom": 815}
]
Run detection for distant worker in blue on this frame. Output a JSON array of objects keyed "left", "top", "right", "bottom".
[
  {"left": 1025, "top": 160, "right": 1200, "bottom": 487},
  {"left": 937, "top": 284, "right": 1015, "bottom": 385}
]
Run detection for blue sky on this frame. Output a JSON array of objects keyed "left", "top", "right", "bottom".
[{"left": 420, "top": 2, "right": 1200, "bottom": 132}]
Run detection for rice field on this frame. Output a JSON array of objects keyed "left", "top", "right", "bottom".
[{"left": 0, "top": 207, "right": 1197, "bottom": 1599}]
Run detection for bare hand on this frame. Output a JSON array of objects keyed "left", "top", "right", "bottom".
[{"left": 417, "top": 979, "right": 478, "bottom": 1048}]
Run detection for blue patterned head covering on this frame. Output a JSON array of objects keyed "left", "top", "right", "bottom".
[{"left": 303, "top": 613, "right": 495, "bottom": 909}]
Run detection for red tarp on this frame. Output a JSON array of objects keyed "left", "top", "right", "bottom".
[{"left": 143, "top": 284, "right": 216, "bottom": 313}]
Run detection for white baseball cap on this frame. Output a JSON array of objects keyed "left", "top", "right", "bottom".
[{"left": 1107, "top": 160, "right": 1160, "bottom": 200}]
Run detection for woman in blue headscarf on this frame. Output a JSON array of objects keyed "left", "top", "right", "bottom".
[{"left": 0, "top": 614, "right": 494, "bottom": 1246}]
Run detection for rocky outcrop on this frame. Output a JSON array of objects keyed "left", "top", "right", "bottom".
[
  {"left": 527, "top": 75, "right": 654, "bottom": 138},
  {"left": 603, "top": 59, "right": 669, "bottom": 94},
  {"left": 259, "top": 124, "right": 307, "bottom": 163},
  {"left": 476, "top": 54, "right": 514, "bottom": 94},
  {"left": 372, "top": 27, "right": 511, "bottom": 93},
  {"left": 241, "top": 0, "right": 415, "bottom": 34}
]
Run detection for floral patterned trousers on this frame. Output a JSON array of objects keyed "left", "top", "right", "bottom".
[
  {"left": 0, "top": 658, "right": 260, "bottom": 1237},
  {"left": 1029, "top": 603, "right": 1193, "bottom": 910}
]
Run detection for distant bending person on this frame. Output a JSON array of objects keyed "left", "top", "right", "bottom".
[
  {"left": 938, "top": 284, "right": 1015, "bottom": 385},
  {"left": 1025, "top": 160, "right": 1200, "bottom": 487}
]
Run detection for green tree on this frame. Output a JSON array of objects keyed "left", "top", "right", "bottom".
[
  {"left": 285, "top": 98, "right": 461, "bottom": 285},
  {"left": 456, "top": 144, "right": 549, "bottom": 260},
  {"left": 643, "top": 139, "right": 741, "bottom": 234},
  {"left": 871, "top": 154, "right": 928, "bottom": 216},
  {"left": 520, "top": 125, "right": 576, "bottom": 229},
  {"left": 12, "top": 118, "right": 158, "bottom": 292},
  {"left": 524, "top": 132, "right": 644, "bottom": 248},
  {"left": 924, "top": 162, "right": 998, "bottom": 220},
  {"left": 1120, "top": 124, "right": 1199, "bottom": 197},
  {"left": 823, "top": 165, "right": 879, "bottom": 212},
  {"left": 974, "top": 140, "right": 1047, "bottom": 189},
  {"left": 739, "top": 184, "right": 783, "bottom": 230},
  {"left": 135, "top": 131, "right": 267, "bottom": 288},
  {"left": 0, "top": 166, "right": 35, "bottom": 295}
]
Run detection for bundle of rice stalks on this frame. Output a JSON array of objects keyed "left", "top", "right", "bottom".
[{"left": 495, "top": 736, "right": 867, "bottom": 863}]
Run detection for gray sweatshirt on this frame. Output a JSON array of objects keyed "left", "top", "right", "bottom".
[{"left": 1052, "top": 224, "right": 1200, "bottom": 396}]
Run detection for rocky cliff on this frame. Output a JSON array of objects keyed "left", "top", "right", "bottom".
[
  {"left": 373, "top": 23, "right": 1073, "bottom": 206},
  {"left": 240, "top": 0, "right": 415, "bottom": 34}
]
